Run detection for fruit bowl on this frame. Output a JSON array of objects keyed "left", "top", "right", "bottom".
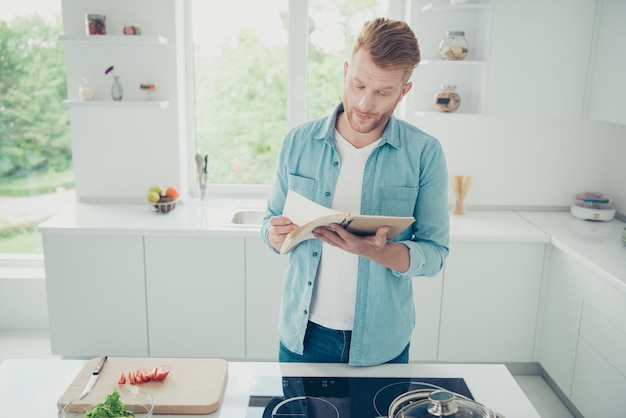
[
  {"left": 61, "top": 385, "right": 154, "bottom": 418},
  {"left": 149, "top": 197, "right": 179, "bottom": 214}
]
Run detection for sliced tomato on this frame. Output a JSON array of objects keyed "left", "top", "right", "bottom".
[
  {"left": 152, "top": 365, "right": 170, "bottom": 381},
  {"left": 118, "top": 370, "right": 126, "bottom": 384},
  {"left": 145, "top": 366, "right": 156, "bottom": 381},
  {"left": 128, "top": 368, "right": 136, "bottom": 385},
  {"left": 136, "top": 368, "right": 146, "bottom": 383}
]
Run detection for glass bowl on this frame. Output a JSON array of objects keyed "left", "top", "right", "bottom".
[
  {"left": 61, "top": 385, "right": 154, "bottom": 418},
  {"left": 148, "top": 197, "right": 179, "bottom": 214}
]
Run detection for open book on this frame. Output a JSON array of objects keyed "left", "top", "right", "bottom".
[{"left": 279, "top": 190, "right": 415, "bottom": 255}]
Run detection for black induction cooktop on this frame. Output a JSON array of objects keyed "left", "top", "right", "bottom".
[{"left": 246, "top": 376, "right": 473, "bottom": 418}]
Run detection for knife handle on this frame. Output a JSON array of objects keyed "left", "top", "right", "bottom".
[{"left": 93, "top": 355, "right": 107, "bottom": 374}]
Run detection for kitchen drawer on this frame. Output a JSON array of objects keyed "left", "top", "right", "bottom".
[
  {"left": 578, "top": 302, "right": 626, "bottom": 377},
  {"left": 570, "top": 303, "right": 626, "bottom": 417}
]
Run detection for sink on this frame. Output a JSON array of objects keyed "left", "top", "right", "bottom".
[{"left": 229, "top": 208, "right": 266, "bottom": 226}]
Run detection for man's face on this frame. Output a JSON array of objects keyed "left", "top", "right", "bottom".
[{"left": 342, "top": 49, "right": 412, "bottom": 136}]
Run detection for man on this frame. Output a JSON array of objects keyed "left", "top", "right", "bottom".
[{"left": 261, "top": 17, "right": 449, "bottom": 366}]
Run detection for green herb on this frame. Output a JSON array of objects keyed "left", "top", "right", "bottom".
[{"left": 85, "top": 389, "right": 134, "bottom": 417}]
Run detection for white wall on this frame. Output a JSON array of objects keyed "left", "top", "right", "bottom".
[
  {"left": 410, "top": 115, "right": 625, "bottom": 212},
  {"left": 405, "top": 0, "right": 626, "bottom": 216}
]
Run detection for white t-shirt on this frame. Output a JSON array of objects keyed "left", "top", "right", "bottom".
[{"left": 308, "top": 130, "right": 380, "bottom": 330}]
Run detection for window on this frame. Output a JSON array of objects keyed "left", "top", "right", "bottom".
[
  {"left": 191, "top": 0, "right": 389, "bottom": 185},
  {"left": 0, "top": 1, "right": 73, "bottom": 257},
  {"left": 0, "top": 0, "right": 394, "bottom": 256}
]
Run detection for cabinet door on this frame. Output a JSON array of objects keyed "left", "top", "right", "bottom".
[
  {"left": 43, "top": 234, "right": 148, "bottom": 357},
  {"left": 538, "top": 247, "right": 585, "bottom": 396},
  {"left": 587, "top": 0, "right": 626, "bottom": 125},
  {"left": 438, "top": 242, "right": 545, "bottom": 362},
  {"left": 487, "top": 0, "right": 595, "bottom": 118},
  {"left": 410, "top": 271, "right": 443, "bottom": 362},
  {"left": 245, "top": 238, "right": 287, "bottom": 360},
  {"left": 144, "top": 236, "right": 245, "bottom": 358}
]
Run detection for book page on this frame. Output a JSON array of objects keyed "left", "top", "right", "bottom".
[
  {"left": 280, "top": 213, "right": 350, "bottom": 254},
  {"left": 282, "top": 190, "right": 341, "bottom": 226}
]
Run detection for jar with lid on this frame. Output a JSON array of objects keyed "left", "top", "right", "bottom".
[
  {"left": 85, "top": 14, "right": 106, "bottom": 35},
  {"left": 434, "top": 85, "right": 461, "bottom": 112},
  {"left": 123, "top": 13, "right": 142, "bottom": 35},
  {"left": 439, "top": 31, "right": 468, "bottom": 60}
]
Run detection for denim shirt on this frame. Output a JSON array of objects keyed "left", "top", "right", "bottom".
[{"left": 261, "top": 104, "right": 449, "bottom": 366}]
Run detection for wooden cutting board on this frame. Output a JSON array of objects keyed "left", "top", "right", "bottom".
[{"left": 57, "top": 357, "right": 228, "bottom": 414}]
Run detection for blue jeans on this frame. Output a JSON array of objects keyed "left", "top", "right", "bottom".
[{"left": 279, "top": 321, "right": 410, "bottom": 364}]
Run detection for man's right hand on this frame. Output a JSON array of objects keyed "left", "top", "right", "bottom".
[{"left": 268, "top": 216, "right": 298, "bottom": 252}]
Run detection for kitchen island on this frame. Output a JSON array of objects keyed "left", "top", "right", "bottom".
[{"left": 0, "top": 359, "right": 539, "bottom": 417}]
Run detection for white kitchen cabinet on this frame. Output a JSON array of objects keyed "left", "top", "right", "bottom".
[
  {"left": 438, "top": 242, "right": 545, "bottom": 362},
  {"left": 42, "top": 234, "right": 148, "bottom": 357},
  {"left": 486, "top": 0, "right": 596, "bottom": 119},
  {"left": 144, "top": 235, "right": 246, "bottom": 358},
  {"left": 244, "top": 238, "right": 287, "bottom": 360},
  {"left": 539, "top": 241, "right": 626, "bottom": 415},
  {"left": 570, "top": 303, "right": 626, "bottom": 418},
  {"left": 410, "top": 271, "right": 443, "bottom": 361},
  {"left": 538, "top": 246, "right": 585, "bottom": 396},
  {"left": 586, "top": 0, "right": 626, "bottom": 125},
  {"left": 409, "top": 1, "right": 494, "bottom": 116}
]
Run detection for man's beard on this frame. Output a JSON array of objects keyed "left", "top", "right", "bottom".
[{"left": 343, "top": 99, "right": 394, "bottom": 135}]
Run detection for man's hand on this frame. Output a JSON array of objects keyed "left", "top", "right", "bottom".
[
  {"left": 268, "top": 216, "right": 298, "bottom": 252},
  {"left": 312, "top": 223, "right": 410, "bottom": 272}
]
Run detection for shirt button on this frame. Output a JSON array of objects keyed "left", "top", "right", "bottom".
[
  {"left": 325, "top": 191, "right": 330, "bottom": 197},
  {"left": 303, "top": 309, "right": 308, "bottom": 315},
  {"left": 312, "top": 252, "right": 318, "bottom": 257},
  {"left": 333, "top": 161, "right": 339, "bottom": 166},
  {"left": 307, "top": 281, "right": 312, "bottom": 286}
]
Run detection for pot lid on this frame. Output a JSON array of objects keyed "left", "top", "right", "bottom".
[{"left": 388, "top": 389, "right": 501, "bottom": 418}]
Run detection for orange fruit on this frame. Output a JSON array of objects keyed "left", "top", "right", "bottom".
[{"left": 165, "top": 186, "right": 180, "bottom": 200}]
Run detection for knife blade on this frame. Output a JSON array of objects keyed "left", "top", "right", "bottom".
[{"left": 79, "top": 355, "right": 107, "bottom": 399}]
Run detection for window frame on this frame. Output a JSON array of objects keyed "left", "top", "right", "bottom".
[{"left": 184, "top": 0, "right": 405, "bottom": 198}]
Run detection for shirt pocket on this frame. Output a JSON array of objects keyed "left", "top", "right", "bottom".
[
  {"left": 287, "top": 173, "right": 317, "bottom": 200},
  {"left": 378, "top": 187, "right": 418, "bottom": 217}
]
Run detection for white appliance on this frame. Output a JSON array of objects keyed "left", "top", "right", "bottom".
[{"left": 570, "top": 192, "right": 616, "bottom": 221}]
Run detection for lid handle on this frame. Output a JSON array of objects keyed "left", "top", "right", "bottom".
[{"left": 428, "top": 390, "right": 459, "bottom": 416}]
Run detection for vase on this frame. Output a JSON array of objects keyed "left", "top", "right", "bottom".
[{"left": 111, "top": 76, "right": 124, "bottom": 101}]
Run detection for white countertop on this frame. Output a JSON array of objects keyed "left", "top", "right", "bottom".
[
  {"left": 38, "top": 200, "right": 551, "bottom": 243},
  {"left": 0, "top": 359, "right": 539, "bottom": 418},
  {"left": 519, "top": 211, "right": 626, "bottom": 292}
]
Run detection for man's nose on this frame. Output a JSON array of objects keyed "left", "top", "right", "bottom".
[{"left": 357, "top": 92, "right": 374, "bottom": 111}]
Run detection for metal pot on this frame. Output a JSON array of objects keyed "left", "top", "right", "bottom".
[{"left": 388, "top": 388, "right": 505, "bottom": 418}]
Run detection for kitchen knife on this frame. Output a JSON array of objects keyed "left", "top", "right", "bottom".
[{"left": 79, "top": 355, "right": 107, "bottom": 399}]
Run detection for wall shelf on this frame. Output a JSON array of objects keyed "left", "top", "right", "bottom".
[
  {"left": 59, "top": 35, "right": 168, "bottom": 45},
  {"left": 63, "top": 99, "right": 170, "bottom": 109},
  {"left": 410, "top": 0, "right": 494, "bottom": 116}
]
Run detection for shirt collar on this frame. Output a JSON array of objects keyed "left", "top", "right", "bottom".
[{"left": 318, "top": 103, "right": 401, "bottom": 149}]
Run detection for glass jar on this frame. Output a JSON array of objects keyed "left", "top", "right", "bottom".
[
  {"left": 78, "top": 77, "right": 96, "bottom": 101},
  {"left": 439, "top": 31, "right": 469, "bottom": 60},
  {"left": 85, "top": 14, "right": 106, "bottom": 35},
  {"left": 123, "top": 13, "right": 142, "bottom": 35},
  {"left": 434, "top": 85, "right": 461, "bottom": 112}
]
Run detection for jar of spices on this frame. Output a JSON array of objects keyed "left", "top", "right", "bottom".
[
  {"left": 434, "top": 85, "right": 461, "bottom": 112},
  {"left": 85, "top": 14, "right": 106, "bottom": 35},
  {"left": 123, "top": 13, "right": 142, "bottom": 35},
  {"left": 439, "top": 31, "right": 469, "bottom": 60}
]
